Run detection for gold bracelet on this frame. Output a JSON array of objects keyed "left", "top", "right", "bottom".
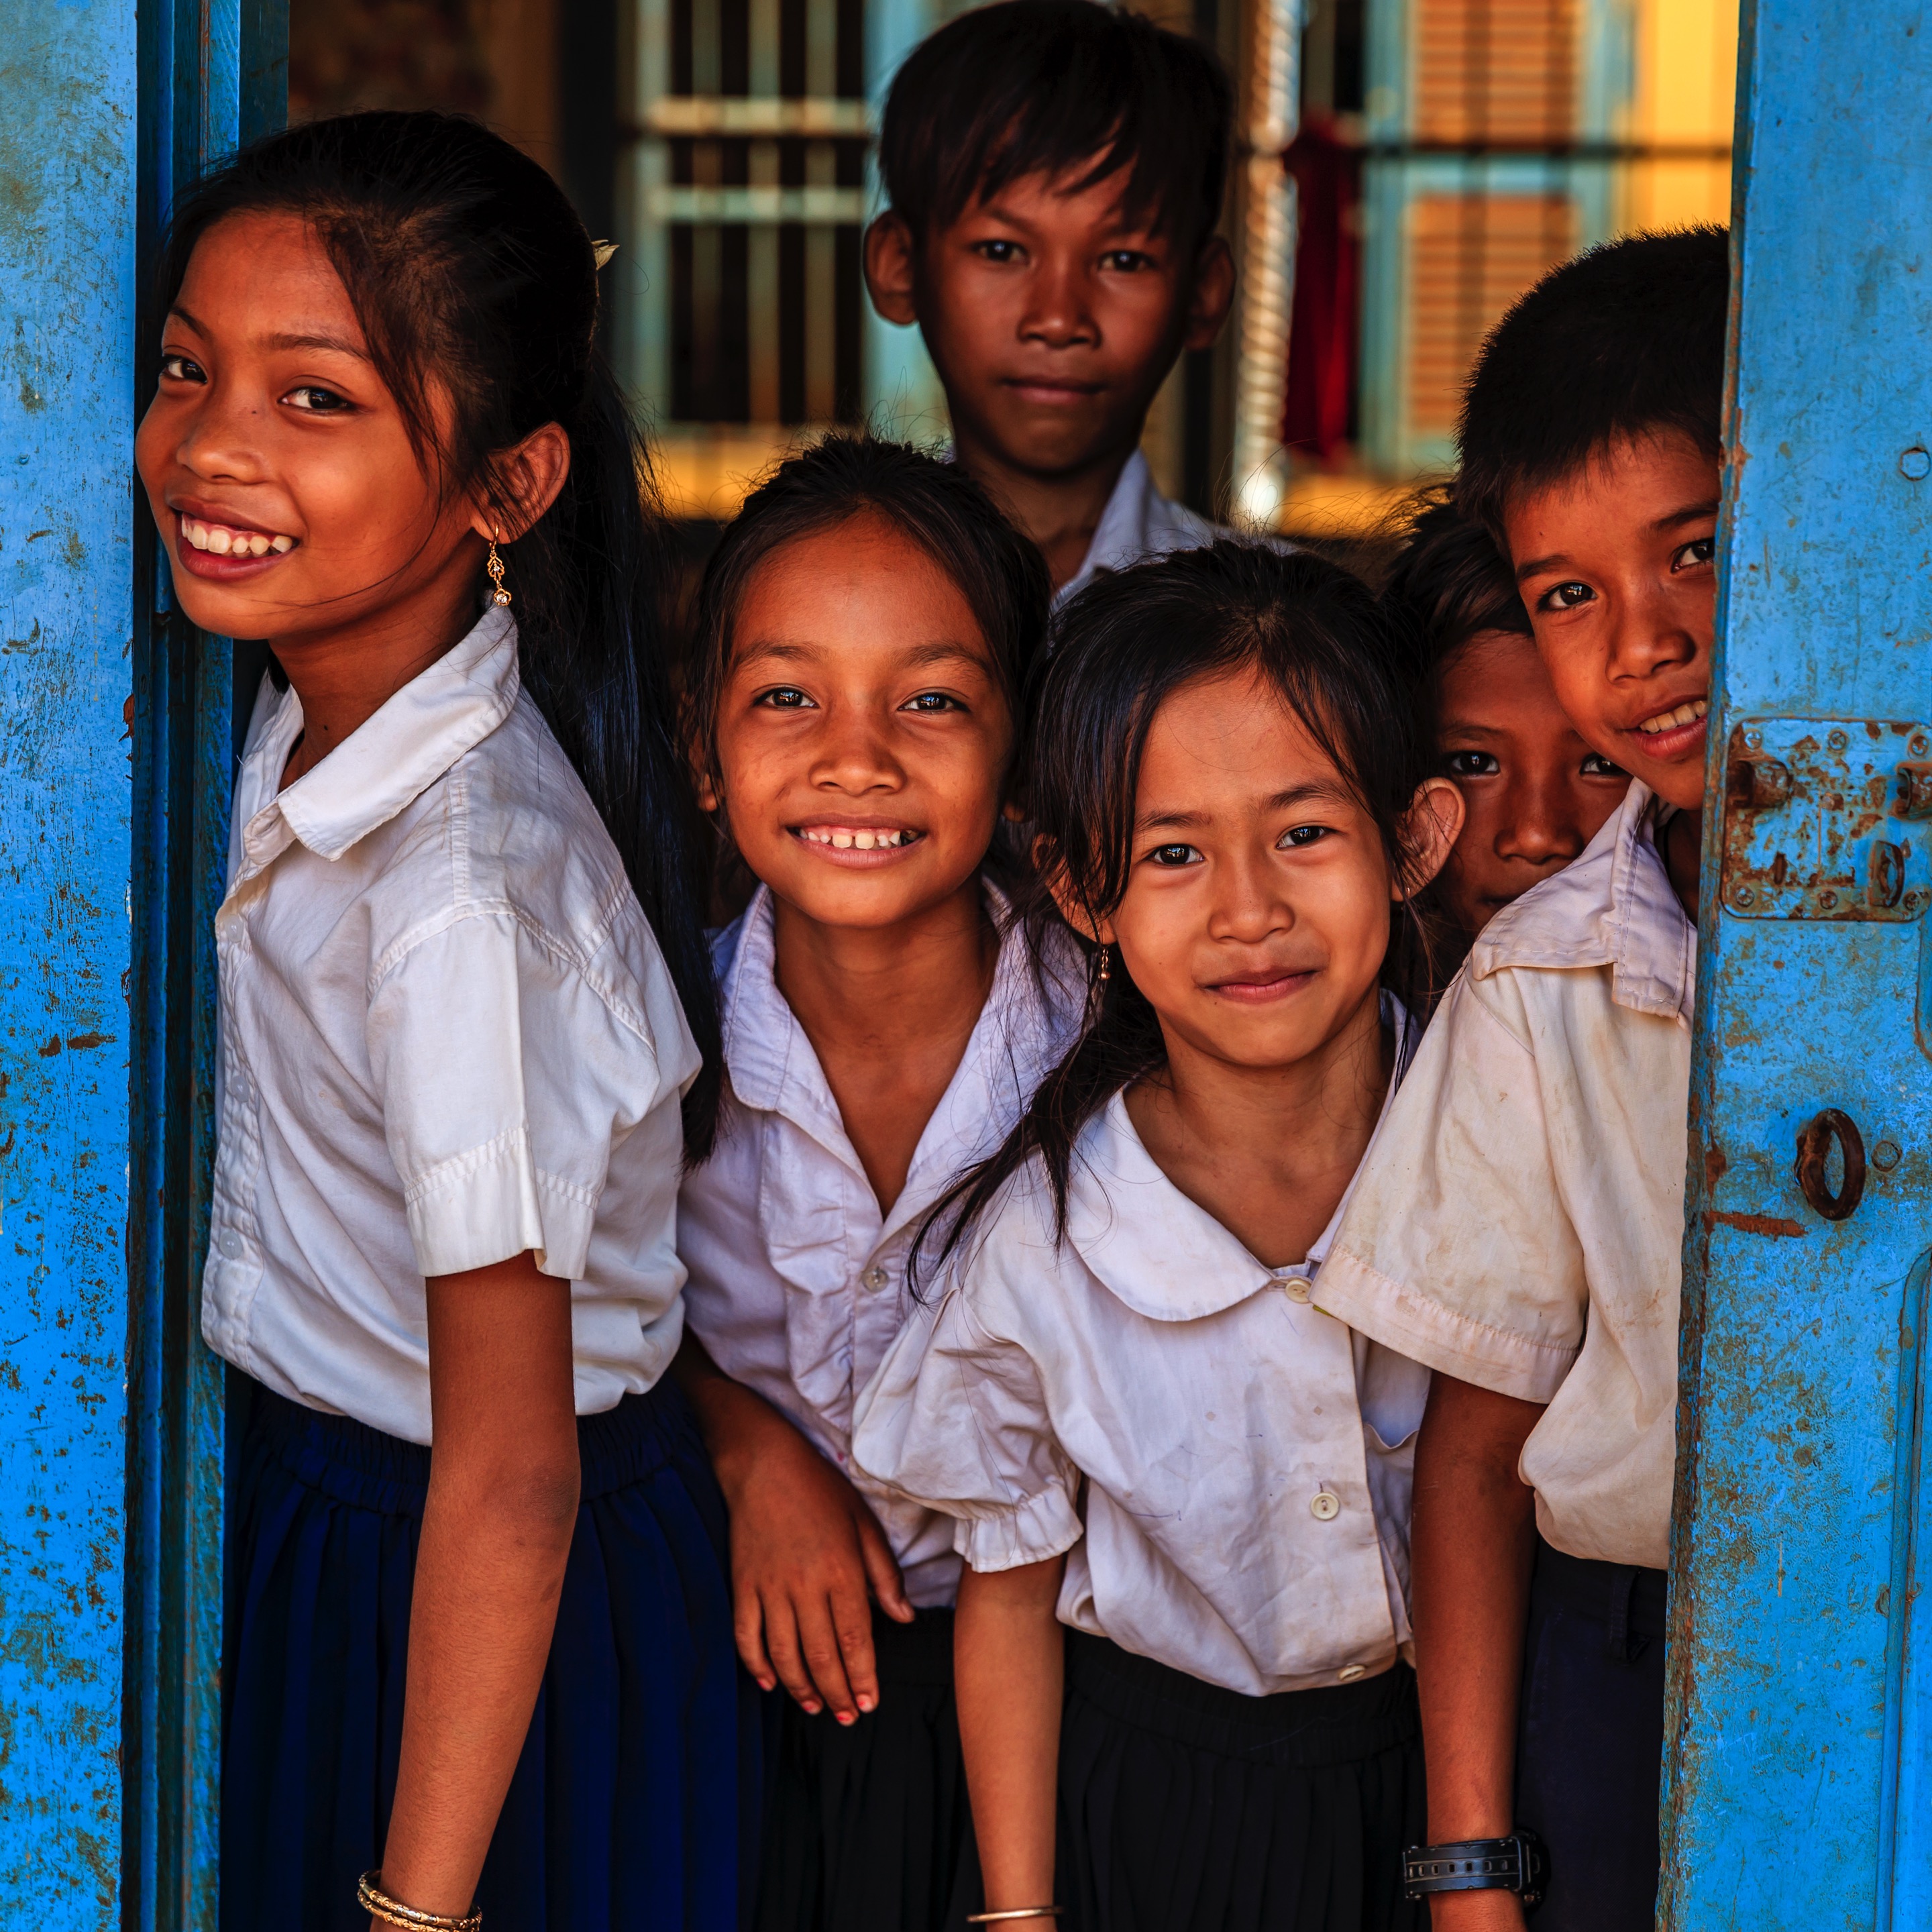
[
  {"left": 356, "top": 1871, "right": 482, "bottom": 1932},
  {"left": 965, "top": 1911, "right": 1063, "bottom": 1924}
]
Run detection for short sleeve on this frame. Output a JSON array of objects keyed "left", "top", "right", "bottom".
[
  {"left": 852, "top": 1281, "right": 1083, "bottom": 1574},
  {"left": 1313, "top": 970, "right": 1587, "bottom": 1403},
  {"left": 368, "top": 910, "right": 664, "bottom": 1281}
]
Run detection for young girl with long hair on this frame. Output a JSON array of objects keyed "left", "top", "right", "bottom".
[
  {"left": 672, "top": 436, "right": 1081, "bottom": 1931},
  {"left": 853, "top": 543, "right": 1462, "bottom": 1932},
  {"left": 136, "top": 111, "right": 752, "bottom": 1931}
]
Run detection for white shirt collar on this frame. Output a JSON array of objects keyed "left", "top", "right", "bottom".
[
  {"left": 233, "top": 605, "right": 521, "bottom": 880},
  {"left": 1466, "top": 781, "right": 1696, "bottom": 1023},
  {"left": 1054, "top": 450, "right": 1218, "bottom": 604},
  {"left": 1065, "top": 992, "right": 1418, "bottom": 1321},
  {"left": 716, "top": 880, "right": 1081, "bottom": 1216}
]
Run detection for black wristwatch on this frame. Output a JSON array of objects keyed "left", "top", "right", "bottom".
[{"left": 1402, "top": 1829, "right": 1547, "bottom": 1910}]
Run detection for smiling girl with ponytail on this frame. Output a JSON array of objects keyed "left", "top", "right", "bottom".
[{"left": 138, "top": 111, "right": 747, "bottom": 1931}]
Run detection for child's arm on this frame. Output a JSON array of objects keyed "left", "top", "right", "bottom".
[
  {"left": 1409, "top": 1371, "right": 1544, "bottom": 1930},
  {"left": 675, "top": 1332, "right": 914, "bottom": 1722},
  {"left": 375, "top": 1251, "right": 581, "bottom": 1923},
  {"left": 955, "top": 1555, "right": 1067, "bottom": 1919}
]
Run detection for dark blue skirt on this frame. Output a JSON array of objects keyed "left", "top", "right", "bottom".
[
  {"left": 221, "top": 1376, "right": 760, "bottom": 1932},
  {"left": 1514, "top": 1536, "right": 1667, "bottom": 1932}
]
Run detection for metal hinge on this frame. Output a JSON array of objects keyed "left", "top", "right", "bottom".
[{"left": 1720, "top": 718, "right": 1932, "bottom": 921}]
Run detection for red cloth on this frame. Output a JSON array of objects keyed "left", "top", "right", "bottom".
[{"left": 1283, "top": 116, "right": 1361, "bottom": 462}]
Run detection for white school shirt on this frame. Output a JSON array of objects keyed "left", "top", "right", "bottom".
[
  {"left": 1054, "top": 449, "right": 1223, "bottom": 604},
  {"left": 201, "top": 606, "right": 702, "bottom": 1444},
  {"left": 1315, "top": 784, "right": 1695, "bottom": 1569},
  {"left": 679, "top": 885, "right": 1083, "bottom": 1607},
  {"left": 851, "top": 999, "right": 1433, "bottom": 1694}
]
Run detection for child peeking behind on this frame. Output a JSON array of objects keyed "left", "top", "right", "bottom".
[{"left": 1382, "top": 490, "right": 1629, "bottom": 952}]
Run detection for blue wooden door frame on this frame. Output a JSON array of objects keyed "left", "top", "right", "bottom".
[
  {"left": 126, "top": 8, "right": 284, "bottom": 1932},
  {"left": 0, "top": 5, "right": 280, "bottom": 1928},
  {"left": 1665, "top": 1, "right": 1932, "bottom": 1925}
]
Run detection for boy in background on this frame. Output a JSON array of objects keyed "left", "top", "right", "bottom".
[
  {"left": 1315, "top": 228, "right": 1728, "bottom": 1932},
  {"left": 865, "top": 0, "right": 1237, "bottom": 596}
]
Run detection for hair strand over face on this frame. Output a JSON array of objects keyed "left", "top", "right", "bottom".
[{"left": 912, "top": 539, "right": 1445, "bottom": 1295}]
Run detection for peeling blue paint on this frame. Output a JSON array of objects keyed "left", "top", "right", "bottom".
[
  {"left": 1665, "top": 2, "right": 1932, "bottom": 1925},
  {"left": 0, "top": 9, "right": 139, "bottom": 1928}
]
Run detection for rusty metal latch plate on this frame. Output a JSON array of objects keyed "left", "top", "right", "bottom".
[{"left": 1720, "top": 717, "right": 1932, "bottom": 921}]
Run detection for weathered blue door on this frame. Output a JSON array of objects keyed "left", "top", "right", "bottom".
[
  {"left": 1664, "top": 0, "right": 1932, "bottom": 1925},
  {"left": 0, "top": 5, "right": 280, "bottom": 1929},
  {"left": 3, "top": 0, "right": 1930, "bottom": 1925}
]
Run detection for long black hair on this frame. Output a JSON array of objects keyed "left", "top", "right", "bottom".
[
  {"left": 153, "top": 111, "right": 722, "bottom": 1155},
  {"left": 687, "top": 434, "right": 1051, "bottom": 888},
  {"left": 916, "top": 540, "right": 1442, "bottom": 1281}
]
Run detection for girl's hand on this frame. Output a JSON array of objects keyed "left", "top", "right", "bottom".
[{"left": 674, "top": 1335, "right": 912, "bottom": 1721}]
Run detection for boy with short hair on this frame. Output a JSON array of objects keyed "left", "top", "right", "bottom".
[
  {"left": 1314, "top": 227, "right": 1729, "bottom": 1932},
  {"left": 865, "top": 0, "right": 1237, "bottom": 594}
]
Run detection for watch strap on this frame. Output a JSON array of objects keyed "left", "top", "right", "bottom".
[{"left": 1402, "top": 1829, "right": 1547, "bottom": 1909}]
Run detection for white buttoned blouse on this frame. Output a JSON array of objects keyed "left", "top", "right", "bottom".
[
  {"left": 678, "top": 885, "right": 1084, "bottom": 1607},
  {"left": 851, "top": 1000, "right": 1431, "bottom": 1695},
  {"left": 201, "top": 608, "right": 701, "bottom": 1444}
]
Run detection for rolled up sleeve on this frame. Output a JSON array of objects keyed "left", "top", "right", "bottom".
[
  {"left": 369, "top": 910, "right": 663, "bottom": 1281},
  {"left": 853, "top": 1287, "right": 1083, "bottom": 1574},
  {"left": 1314, "top": 971, "right": 1588, "bottom": 1404}
]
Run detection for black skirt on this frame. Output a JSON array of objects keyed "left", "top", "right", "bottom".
[
  {"left": 755, "top": 1605, "right": 981, "bottom": 1932},
  {"left": 1058, "top": 1633, "right": 1427, "bottom": 1932}
]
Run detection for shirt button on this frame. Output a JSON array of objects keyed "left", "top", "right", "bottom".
[
  {"left": 861, "top": 1265, "right": 890, "bottom": 1292},
  {"left": 1310, "top": 1490, "right": 1341, "bottom": 1521},
  {"left": 1282, "top": 1276, "right": 1311, "bottom": 1303},
  {"left": 216, "top": 1228, "right": 244, "bottom": 1260},
  {"left": 1338, "top": 1663, "right": 1366, "bottom": 1682}
]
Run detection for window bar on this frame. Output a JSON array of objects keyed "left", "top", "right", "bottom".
[
  {"left": 621, "top": 0, "right": 672, "bottom": 417},
  {"left": 1234, "top": 0, "right": 1301, "bottom": 525},
  {"left": 749, "top": 0, "right": 782, "bottom": 427},
  {"left": 804, "top": 0, "right": 840, "bottom": 425}
]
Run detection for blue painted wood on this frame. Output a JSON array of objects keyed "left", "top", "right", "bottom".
[
  {"left": 123, "top": 5, "right": 282, "bottom": 1930},
  {"left": 0, "top": 9, "right": 141, "bottom": 1927},
  {"left": 1664, "top": 1, "right": 1932, "bottom": 1925}
]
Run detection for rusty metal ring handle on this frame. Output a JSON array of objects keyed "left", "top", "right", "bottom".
[{"left": 1794, "top": 1108, "right": 1867, "bottom": 1221}]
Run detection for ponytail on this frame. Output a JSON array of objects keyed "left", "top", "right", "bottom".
[
  {"left": 912, "top": 914, "right": 1164, "bottom": 1294},
  {"left": 500, "top": 366, "right": 722, "bottom": 1157}
]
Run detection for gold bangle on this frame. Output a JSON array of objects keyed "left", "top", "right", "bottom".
[
  {"left": 356, "top": 1871, "right": 482, "bottom": 1932},
  {"left": 965, "top": 1911, "right": 1063, "bottom": 1924}
]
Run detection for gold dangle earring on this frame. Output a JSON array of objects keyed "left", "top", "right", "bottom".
[
  {"left": 486, "top": 533, "right": 512, "bottom": 607},
  {"left": 1085, "top": 943, "right": 1112, "bottom": 1028}
]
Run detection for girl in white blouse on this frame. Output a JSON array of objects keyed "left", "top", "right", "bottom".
[
  {"left": 673, "top": 439, "right": 1081, "bottom": 1930},
  {"left": 136, "top": 116, "right": 749, "bottom": 1931},
  {"left": 852, "top": 543, "right": 1464, "bottom": 1932}
]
